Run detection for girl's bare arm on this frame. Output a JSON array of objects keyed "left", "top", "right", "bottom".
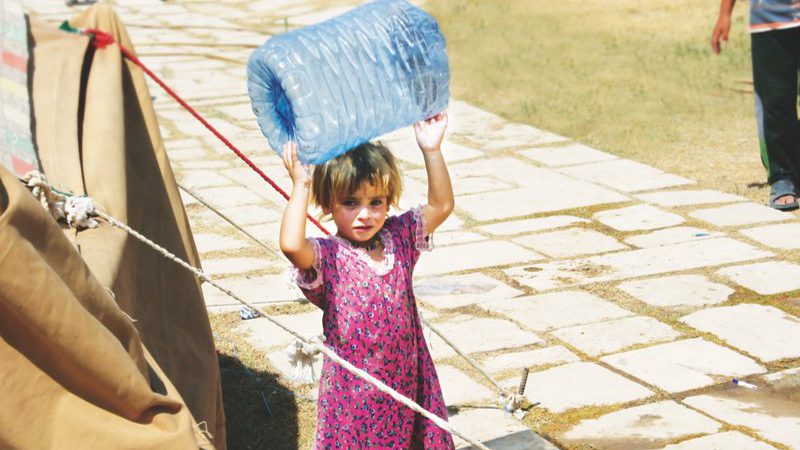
[
  {"left": 414, "top": 111, "right": 454, "bottom": 235},
  {"left": 279, "top": 142, "right": 316, "bottom": 270}
]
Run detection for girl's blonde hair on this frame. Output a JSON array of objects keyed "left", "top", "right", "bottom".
[{"left": 311, "top": 141, "right": 402, "bottom": 213}]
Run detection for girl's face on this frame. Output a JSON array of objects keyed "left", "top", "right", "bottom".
[{"left": 328, "top": 181, "right": 389, "bottom": 245}]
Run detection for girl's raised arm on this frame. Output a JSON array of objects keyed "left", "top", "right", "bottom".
[
  {"left": 414, "top": 111, "right": 454, "bottom": 235},
  {"left": 279, "top": 142, "right": 316, "bottom": 270}
]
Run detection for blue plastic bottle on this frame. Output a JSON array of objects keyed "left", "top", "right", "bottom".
[{"left": 247, "top": 0, "right": 449, "bottom": 165}]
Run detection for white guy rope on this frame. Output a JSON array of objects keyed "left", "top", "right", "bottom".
[
  {"left": 179, "top": 179, "right": 525, "bottom": 409},
  {"left": 419, "top": 316, "right": 524, "bottom": 413},
  {"left": 92, "top": 208, "right": 493, "bottom": 450},
  {"left": 176, "top": 182, "right": 274, "bottom": 254}
]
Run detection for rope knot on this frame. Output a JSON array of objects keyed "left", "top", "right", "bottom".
[
  {"left": 84, "top": 28, "right": 115, "bottom": 49},
  {"left": 22, "top": 170, "right": 99, "bottom": 229},
  {"left": 24, "top": 171, "right": 64, "bottom": 220},
  {"left": 286, "top": 335, "right": 323, "bottom": 384},
  {"left": 65, "top": 196, "right": 99, "bottom": 229}
]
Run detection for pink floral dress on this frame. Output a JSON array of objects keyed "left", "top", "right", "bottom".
[{"left": 294, "top": 207, "right": 454, "bottom": 450}]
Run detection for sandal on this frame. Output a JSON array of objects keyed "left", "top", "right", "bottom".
[{"left": 769, "top": 179, "right": 799, "bottom": 211}]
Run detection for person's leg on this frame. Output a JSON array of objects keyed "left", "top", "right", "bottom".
[{"left": 751, "top": 27, "right": 800, "bottom": 208}]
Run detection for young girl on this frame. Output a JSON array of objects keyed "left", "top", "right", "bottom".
[{"left": 279, "top": 112, "right": 455, "bottom": 450}]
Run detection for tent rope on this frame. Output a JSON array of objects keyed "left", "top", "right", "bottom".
[
  {"left": 85, "top": 23, "right": 524, "bottom": 414},
  {"left": 94, "top": 206, "right": 492, "bottom": 450},
  {"left": 56, "top": 22, "right": 528, "bottom": 421},
  {"left": 59, "top": 21, "right": 330, "bottom": 236},
  {"left": 19, "top": 172, "right": 491, "bottom": 449}
]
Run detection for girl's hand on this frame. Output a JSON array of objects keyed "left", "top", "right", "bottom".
[
  {"left": 414, "top": 110, "right": 448, "bottom": 153},
  {"left": 282, "top": 141, "right": 312, "bottom": 187}
]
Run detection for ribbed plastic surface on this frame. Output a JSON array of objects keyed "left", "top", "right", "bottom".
[{"left": 247, "top": 0, "right": 449, "bottom": 164}]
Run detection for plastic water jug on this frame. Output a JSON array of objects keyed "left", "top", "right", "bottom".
[{"left": 247, "top": 0, "right": 449, "bottom": 165}]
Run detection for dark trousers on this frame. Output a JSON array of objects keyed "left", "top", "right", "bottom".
[{"left": 751, "top": 26, "right": 800, "bottom": 185}]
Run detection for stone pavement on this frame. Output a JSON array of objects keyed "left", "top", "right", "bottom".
[{"left": 25, "top": 1, "right": 800, "bottom": 449}]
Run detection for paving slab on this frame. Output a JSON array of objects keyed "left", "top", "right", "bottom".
[
  {"left": 289, "top": 6, "right": 355, "bottom": 26},
  {"left": 763, "top": 367, "right": 800, "bottom": 385},
  {"left": 459, "top": 184, "right": 628, "bottom": 222},
  {"left": 447, "top": 100, "right": 507, "bottom": 134},
  {"left": 179, "top": 189, "right": 200, "bottom": 206},
  {"left": 176, "top": 170, "right": 232, "bottom": 190},
  {"left": 653, "top": 431, "right": 779, "bottom": 450},
  {"left": 209, "top": 273, "right": 304, "bottom": 308},
  {"left": 167, "top": 146, "right": 209, "bottom": 162},
  {"left": 593, "top": 205, "right": 686, "bottom": 232},
  {"left": 522, "top": 362, "right": 653, "bottom": 413},
  {"left": 513, "top": 228, "right": 627, "bottom": 259},
  {"left": 739, "top": 223, "right": 800, "bottom": 249},
  {"left": 425, "top": 327, "right": 457, "bottom": 360},
  {"left": 238, "top": 310, "right": 324, "bottom": 351},
  {"left": 461, "top": 122, "right": 568, "bottom": 151},
  {"left": 437, "top": 365, "right": 496, "bottom": 406},
  {"left": 164, "top": 137, "right": 204, "bottom": 149},
  {"left": 216, "top": 103, "right": 258, "bottom": 122},
  {"left": 560, "top": 401, "right": 721, "bottom": 449},
  {"left": 684, "top": 391, "right": 800, "bottom": 449},
  {"left": 476, "top": 215, "right": 590, "bottom": 236},
  {"left": 688, "top": 203, "right": 792, "bottom": 227},
  {"left": 518, "top": 143, "right": 617, "bottom": 167},
  {"left": 618, "top": 275, "right": 734, "bottom": 308},
  {"left": 505, "top": 238, "right": 772, "bottom": 291},
  {"left": 414, "top": 273, "right": 523, "bottom": 310},
  {"left": 176, "top": 160, "right": 231, "bottom": 170},
  {"left": 220, "top": 167, "right": 295, "bottom": 206},
  {"left": 218, "top": 204, "right": 282, "bottom": 225},
  {"left": 194, "top": 185, "right": 265, "bottom": 208},
  {"left": 415, "top": 241, "right": 543, "bottom": 276},
  {"left": 451, "top": 408, "right": 559, "bottom": 450},
  {"left": 482, "top": 291, "right": 633, "bottom": 331},
  {"left": 482, "top": 346, "right": 580, "bottom": 374},
  {"left": 455, "top": 159, "right": 629, "bottom": 220},
  {"left": 624, "top": 226, "right": 725, "bottom": 248},
  {"left": 634, "top": 189, "right": 746, "bottom": 207},
  {"left": 558, "top": 159, "right": 693, "bottom": 193},
  {"left": 202, "top": 257, "right": 277, "bottom": 276},
  {"left": 717, "top": 261, "right": 800, "bottom": 295},
  {"left": 552, "top": 316, "right": 681, "bottom": 356},
  {"left": 601, "top": 338, "right": 766, "bottom": 393},
  {"left": 450, "top": 175, "right": 516, "bottom": 197},
  {"left": 193, "top": 233, "right": 250, "bottom": 253},
  {"left": 432, "top": 317, "right": 543, "bottom": 354},
  {"left": 434, "top": 231, "right": 485, "bottom": 246},
  {"left": 385, "top": 130, "right": 483, "bottom": 165},
  {"left": 681, "top": 304, "right": 800, "bottom": 362}
]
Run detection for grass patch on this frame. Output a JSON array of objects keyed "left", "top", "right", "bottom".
[
  {"left": 426, "top": 0, "right": 767, "bottom": 203},
  {"left": 210, "top": 312, "right": 318, "bottom": 449}
]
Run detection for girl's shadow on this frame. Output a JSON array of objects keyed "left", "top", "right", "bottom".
[{"left": 218, "top": 353, "right": 301, "bottom": 450}]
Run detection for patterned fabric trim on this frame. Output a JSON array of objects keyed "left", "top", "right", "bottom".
[
  {"left": 331, "top": 229, "right": 396, "bottom": 276},
  {"left": 291, "top": 238, "right": 323, "bottom": 290},
  {"left": 412, "top": 205, "right": 433, "bottom": 252}
]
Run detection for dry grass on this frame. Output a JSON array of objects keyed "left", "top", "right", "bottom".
[
  {"left": 210, "top": 312, "right": 318, "bottom": 450},
  {"left": 426, "top": 0, "right": 767, "bottom": 204}
]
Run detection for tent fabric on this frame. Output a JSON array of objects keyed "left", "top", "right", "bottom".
[
  {"left": 0, "top": 4, "right": 226, "bottom": 447},
  {"left": 0, "top": 165, "right": 211, "bottom": 449}
]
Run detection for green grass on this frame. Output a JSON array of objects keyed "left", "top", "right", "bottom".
[{"left": 426, "top": 0, "right": 768, "bottom": 203}]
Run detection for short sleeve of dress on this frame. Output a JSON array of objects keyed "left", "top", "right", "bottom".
[
  {"left": 384, "top": 206, "right": 433, "bottom": 266},
  {"left": 290, "top": 238, "right": 326, "bottom": 308}
]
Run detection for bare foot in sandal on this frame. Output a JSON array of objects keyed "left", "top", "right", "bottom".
[{"left": 769, "top": 179, "right": 799, "bottom": 211}]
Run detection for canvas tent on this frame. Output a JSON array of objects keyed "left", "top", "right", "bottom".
[{"left": 0, "top": 3, "right": 225, "bottom": 448}]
